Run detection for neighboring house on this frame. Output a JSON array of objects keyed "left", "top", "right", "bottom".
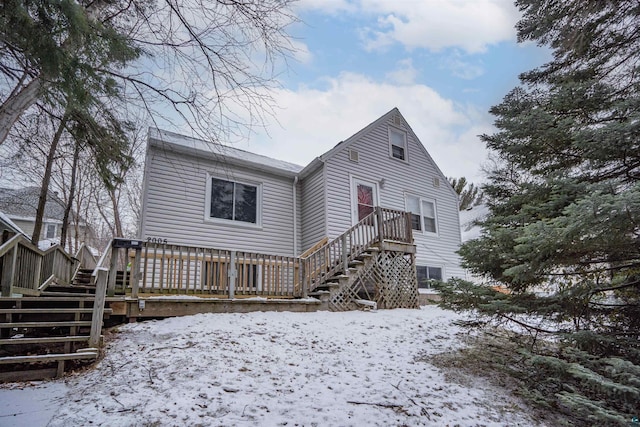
[
  {"left": 0, "top": 187, "right": 91, "bottom": 249},
  {"left": 140, "top": 108, "right": 464, "bottom": 284},
  {"left": 0, "top": 210, "right": 27, "bottom": 237}
]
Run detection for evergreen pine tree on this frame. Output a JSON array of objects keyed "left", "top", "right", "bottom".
[{"left": 439, "top": 1, "right": 640, "bottom": 423}]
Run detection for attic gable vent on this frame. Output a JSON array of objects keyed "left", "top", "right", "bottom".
[
  {"left": 349, "top": 149, "right": 359, "bottom": 162},
  {"left": 433, "top": 177, "right": 440, "bottom": 188},
  {"left": 393, "top": 115, "right": 402, "bottom": 126}
]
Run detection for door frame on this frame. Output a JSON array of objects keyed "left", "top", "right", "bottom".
[{"left": 350, "top": 175, "right": 380, "bottom": 225}]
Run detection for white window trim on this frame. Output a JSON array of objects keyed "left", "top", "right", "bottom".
[
  {"left": 204, "top": 173, "right": 263, "bottom": 229},
  {"left": 388, "top": 126, "right": 408, "bottom": 163},
  {"left": 405, "top": 193, "right": 438, "bottom": 236}
]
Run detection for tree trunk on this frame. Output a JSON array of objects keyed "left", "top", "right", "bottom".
[
  {"left": 32, "top": 114, "right": 68, "bottom": 246},
  {"left": 0, "top": 78, "right": 42, "bottom": 145},
  {"left": 109, "top": 187, "right": 124, "bottom": 238},
  {"left": 60, "top": 141, "right": 81, "bottom": 249}
]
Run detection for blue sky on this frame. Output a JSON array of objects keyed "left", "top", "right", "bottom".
[{"left": 233, "top": 0, "right": 550, "bottom": 183}]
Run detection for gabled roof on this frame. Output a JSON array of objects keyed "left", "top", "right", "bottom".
[
  {"left": 149, "top": 108, "right": 458, "bottom": 201},
  {"left": 0, "top": 187, "right": 65, "bottom": 220},
  {"left": 148, "top": 128, "right": 304, "bottom": 178},
  {"left": 298, "top": 107, "right": 459, "bottom": 199}
]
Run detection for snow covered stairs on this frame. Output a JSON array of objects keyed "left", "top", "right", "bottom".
[{"left": 0, "top": 296, "right": 112, "bottom": 382}]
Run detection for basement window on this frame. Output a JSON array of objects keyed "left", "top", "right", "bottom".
[{"left": 417, "top": 266, "right": 443, "bottom": 288}]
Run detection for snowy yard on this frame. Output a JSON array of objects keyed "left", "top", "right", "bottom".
[{"left": 0, "top": 307, "right": 544, "bottom": 426}]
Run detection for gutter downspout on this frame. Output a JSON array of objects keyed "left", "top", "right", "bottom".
[{"left": 292, "top": 175, "right": 299, "bottom": 256}]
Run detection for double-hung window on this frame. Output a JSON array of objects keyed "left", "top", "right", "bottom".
[
  {"left": 209, "top": 177, "right": 259, "bottom": 225},
  {"left": 406, "top": 195, "right": 437, "bottom": 234},
  {"left": 389, "top": 128, "right": 407, "bottom": 161}
]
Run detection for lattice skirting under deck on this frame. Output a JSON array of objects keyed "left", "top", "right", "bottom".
[{"left": 329, "top": 250, "right": 418, "bottom": 311}]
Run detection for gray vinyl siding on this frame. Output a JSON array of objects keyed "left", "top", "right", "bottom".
[
  {"left": 299, "top": 165, "right": 326, "bottom": 252},
  {"left": 141, "top": 145, "right": 296, "bottom": 256},
  {"left": 323, "top": 115, "right": 464, "bottom": 280}
]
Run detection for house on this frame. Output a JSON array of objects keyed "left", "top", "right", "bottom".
[
  {"left": 0, "top": 187, "right": 91, "bottom": 249},
  {"left": 0, "top": 210, "right": 27, "bottom": 237},
  {"left": 140, "top": 108, "right": 464, "bottom": 290}
]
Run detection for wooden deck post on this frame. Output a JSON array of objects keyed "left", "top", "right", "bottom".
[
  {"left": 228, "top": 250, "right": 236, "bottom": 299},
  {"left": 107, "top": 247, "right": 118, "bottom": 297},
  {"left": 1, "top": 244, "right": 17, "bottom": 297},
  {"left": 33, "top": 253, "right": 42, "bottom": 290},
  {"left": 376, "top": 207, "right": 384, "bottom": 242},
  {"left": 301, "top": 259, "right": 308, "bottom": 298},
  {"left": 89, "top": 268, "right": 108, "bottom": 347},
  {"left": 341, "top": 234, "right": 348, "bottom": 274},
  {"left": 131, "top": 248, "right": 141, "bottom": 298}
]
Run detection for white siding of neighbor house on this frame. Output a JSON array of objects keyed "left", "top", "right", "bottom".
[
  {"left": 323, "top": 112, "right": 465, "bottom": 280},
  {"left": 299, "top": 165, "right": 326, "bottom": 252},
  {"left": 140, "top": 145, "right": 297, "bottom": 256}
]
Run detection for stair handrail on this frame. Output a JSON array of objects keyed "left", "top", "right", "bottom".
[
  {"left": 1, "top": 234, "right": 77, "bottom": 296},
  {"left": 75, "top": 243, "right": 97, "bottom": 270},
  {"left": 300, "top": 207, "right": 378, "bottom": 293},
  {"left": 300, "top": 207, "right": 413, "bottom": 294},
  {"left": 87, "top": 241, "right": 113, "bottom": 348},
  {"left": 92, "top": 240, "right": 113, "bottom": 279}
]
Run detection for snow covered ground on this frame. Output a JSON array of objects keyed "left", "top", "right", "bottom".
[{"left": 0, "top": 307, "right": 544, "bottom": 426}]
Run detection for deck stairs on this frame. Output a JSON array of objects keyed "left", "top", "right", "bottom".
[
  {"left": 0, "top": 295, "right": 113, "bottom": 382},
  {"left": 303, "top": 208, "right": 418, "bottom": 311}
]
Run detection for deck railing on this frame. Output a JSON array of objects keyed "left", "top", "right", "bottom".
[
  {"left": 300, "top": 207, "right": 412, "bottom": 293},
  {"left": 127, "top": 243, "right": 302, "bottom": 297},
  {"left": 0, "top": 233, "right": 85, "bottom": 296},
  {"left": 110, "top": 207, "right": 412, "bottom": 299}
]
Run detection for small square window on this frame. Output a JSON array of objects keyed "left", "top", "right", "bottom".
[
  {"left": 417, "top": 265, "right": 443, "bottom": 288},
  {"left": 389, "top": 128, "right": 407, "bottom": 161}
]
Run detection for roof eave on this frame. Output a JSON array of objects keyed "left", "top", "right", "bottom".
[{"left": 149, "top": 136, "right": 300, "bottom": 179}]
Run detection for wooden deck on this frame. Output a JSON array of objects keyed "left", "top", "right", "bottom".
[{"left": 0, "top": 208, "right": 419, "bottom": 380}]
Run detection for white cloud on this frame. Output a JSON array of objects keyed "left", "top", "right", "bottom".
[
  {"left": 234, "top": 72, "right": 490, "bottom": 183},
  {"left": 302, "top": 0, "right": 519, "bottom": 54},
  {"left": 385, "top": 58, "right": 418, "bottom": 85},
  {"left": 296, "top": 0, "right": 357, "bottom": 14},
  {"left": 290, "top": 39, "right": 313, "bottom": 65},
  {"left": 441, "top": 52, "right": 485, "bottom": 80}
]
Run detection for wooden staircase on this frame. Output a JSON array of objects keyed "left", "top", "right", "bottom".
[
  {"left": 0, "top": 295, "right": 112, "bottom": 382},
  {"left": 303, "top": 208, "right": 418, "bottom": 311}
]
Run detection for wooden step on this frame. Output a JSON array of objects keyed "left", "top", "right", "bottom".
[
  {"left": 40, "top": 291, "right": 96, "bottom": 297},
  {"left": 0, "top": 321, "right": 93, "bottom": 328},
  {"left": 50, "top": 284, "right": 96, "bottom": 291},
  {"left": 0, "top": 308, "right": 113, "bottom": 314},
  {"left": 0, "top": 335, "right": 90, "bottom": 345},
  {"left": 0, "top": 351, "right": 98, "bottom": 365}
]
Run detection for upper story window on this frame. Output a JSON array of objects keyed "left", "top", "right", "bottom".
[
  {"left": 389, "top": 128, "right": 407, "bottom": 161},
  {"left": 209, "top": 177, "right": 259, "bottom": 225},
  {"left": 406, "top": 195, "right": 437, "bottom": 234}
]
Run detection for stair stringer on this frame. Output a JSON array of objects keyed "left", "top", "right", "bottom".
[{"left": 328, "top": 249, "right": 419, "bottom": 311}]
